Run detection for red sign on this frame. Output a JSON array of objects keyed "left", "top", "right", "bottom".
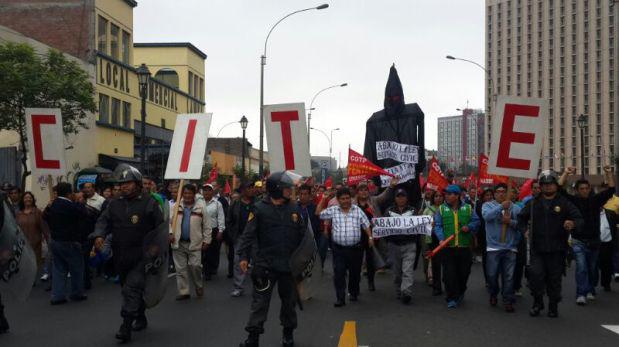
[{"left": 347, "top": 148, "right": 392, "bottom": 186}]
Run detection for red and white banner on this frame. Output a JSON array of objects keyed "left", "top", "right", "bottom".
[
  {"left": 164, "top": 113, "right": 213, "bottom": 179},
  {"left": 347, "top": 148, "right": 393, "bottom": 186},
  {"left": 479, "top": 154, "right": 509, "bottom": 185},
  {"left": 25, "top": 108, "right": 66, "bottom": 176},
  {"left": 488, "top": 96, "right": 548, "bottom": 179},
  {"left": 427, "top": 156, "right": 448, "bottom": 191},
  {"left": 264, "top": 103, "right": 311, "bottom": 176}
]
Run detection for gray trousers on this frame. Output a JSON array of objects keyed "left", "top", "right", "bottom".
[
  {"left": 388, "top": 241, "right": 417, "bottom": 297},
  {"left": 233, "top": 252, "right": 248, "bottom": 291},
  {"left": 172, "top": 241, "right": 203, "bottom": 295}
]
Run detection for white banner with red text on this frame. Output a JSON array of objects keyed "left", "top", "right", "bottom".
[{"left": 264, "top": 103, "right": 311, "bottom": 176}]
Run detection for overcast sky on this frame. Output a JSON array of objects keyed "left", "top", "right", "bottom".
[{"left": 134, "top": 0, "right": 485, "bottom": 166}]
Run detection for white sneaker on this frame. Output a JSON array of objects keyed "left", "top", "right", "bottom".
[
  {"left": 40, "top": 273, "right": 50, "bottom": 281},
  {"left": 586, "top": 293, "right": 596, "bottom": 301},
  {"left": 515, "top": 290, "right": 523, "bottom": 297},
  {"left": 230, "top": 289, "right": 243, "bottom": 297},
  {"left": 576, "top": 296, "right": 587, "bottom": 305},
  {"left": 614, "top": 273, "right": 619, "bottom": 282}
]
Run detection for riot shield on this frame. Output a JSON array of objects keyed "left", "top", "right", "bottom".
[
  {"left": 289, "top": 224, "right": 318, "bottom": 283},
  {"left": 0, "top": 198, "right": 37, "bottom": 301},
  {"left": 142, "top": 221, "right": 169, "bottom": 308}
]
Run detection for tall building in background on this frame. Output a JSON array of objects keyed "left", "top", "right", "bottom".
[
  {"left": 486, "top": 0, "right": 616, "bottom": 175},
  {"left": 437, "top": 109, "right": 485, "bottom": 171}
]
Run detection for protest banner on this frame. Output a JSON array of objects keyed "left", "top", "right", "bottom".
[
  {"left": 380, "top": 162, "right": 415, "bottom": 187},
  {"left": 427, "top": 156, "right": 449, "bottom": 191},
  {"left": 375, "top": 141, "right": 419, "bottom": 164},
  {"left": 487, "top": 96, "right": 549, "bottom": 179},
  {"left": 371, "top": 215, "right": 432, "bottom": 238},
  {"left": 347, "top": 148, "right": 393, "bottom": 186},
  {"left": 164, "top": 113, "right": 213, "bottom": 231},
  {"left": 478, "top": 154, "right": 509, "bottom": 185},
  {"left": 264, "top": 103, "right": 311, "bottom": 176}
]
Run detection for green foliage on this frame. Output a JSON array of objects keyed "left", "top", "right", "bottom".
[{"left": 0, "top": 42, "right": 96, "bottom": 187}]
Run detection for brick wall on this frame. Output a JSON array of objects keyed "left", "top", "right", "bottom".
[{"left": 0, "top": 0, "right": 95, "bottom": 61}]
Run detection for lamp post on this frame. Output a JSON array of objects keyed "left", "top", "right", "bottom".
[
  {"left": 446, "top": 55, "right": 495, "bottom": 155},
  {"left": 259, "top": 4, "right": 329, "bottom": 177},
  {"left": 136, "top": 63, "right": 151, "bottom": 174},
  {"left": 577, "top": 114, "right": 587, "bottom": 179},
  {"left": 310, "top": 127, "right": 339, "bottom": 171},
  {"left": 307, "top": 83, "right": 348, "bottom": 149},
  {"left": 240, "top": 115, "right": 248, "bottom": 179}
]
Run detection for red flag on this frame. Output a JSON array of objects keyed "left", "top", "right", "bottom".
[
  {"left": 419, "top": 173, "right": 426, "bottom": 189},
  {"left": 518, "top": 178, "right": 534, "bottom": 201},
  {"left": 478, "top": 154, "right": 508, "bottom": 186},
  {"left": 223, "top": 179, "right": 231, "bottom": 195},
  {"left": 347, "top": 148, "right": 393, "bottom": 186},
  {"left": 325, "top": 176, "right": 333, "bottom": 189},
  {"left": 427, "top": 157, "right": 449, "bottom": 191},
  {"left": 465, "top": 172, "right": 476, "bottom": 190},
  {"left": 206, "top": 163, "right": 219, "bottom": 184}
]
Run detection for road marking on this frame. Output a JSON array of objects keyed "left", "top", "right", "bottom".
[
  {"left": 602, "top": 325, "right": 619, "bottom": 335},
  {"left": 338, "top": 321, "right": 358, "bottom": 347}
]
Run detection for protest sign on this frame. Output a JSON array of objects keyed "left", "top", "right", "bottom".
[
  {"left": 25, "top": 108, "right": 66, "bottom": 176},
  {"left": 347, "top": 148, "right": 393, "bottom": 186},
  {"left": 375, "top": 141, "right": 419, "bottom": 164},
  {"left": 371, "top": 215, "right": 432, "bottom": 238},
  {"left": 264, "top": 103, "right": 311, "bottom": 176},
  {"left": 380, "top": 162, "right": 415, "bottom": 187},
  {"left": 487, "top": 96, "right": 548, "bottom": 179},
  {"left": 164, "top": 113, "right": 212, "bottom": 180}
]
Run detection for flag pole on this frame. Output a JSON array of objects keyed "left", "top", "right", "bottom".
[{"left": 171, "top": 179, "right": 185, "bottom": 233}]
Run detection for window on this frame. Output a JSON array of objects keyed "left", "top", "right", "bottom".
[
  {"left": 194, "top": 75, "right": 199, "bottom": 98},
  {"left": 111, "top": 98, "right": 120, "bottom": 126},
  {"left": 110, "top": 24, "right": 119, "bottom": 59},
  {"left": 122, "top": 31, "right": 130, "bottom": 63},
  {"left": 188, "top": 72, "right": 193, "bottom": 95},
  {"left": 99, "top": 94, "right": 109, "bottom": 123},
  {"left": 122, "top": 101, "right": 131, "bottom": 128},
  {"left": 98, "top": 16, "right": 108, "bottom": 53},
  {"left": 161, "top": 118, "right": 166, "bottom": 129},
  {"left": 199, "top": 78, "right": 204, "bottom": 101}
]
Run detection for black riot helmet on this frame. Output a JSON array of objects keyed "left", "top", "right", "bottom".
[
  {"left": 266, "top": 171, "right": 302, "bottom": 200},
  {"left": 113, "top": 164, "right": 143, "bottom": 184},
  {"left": 538, "top": 170, "right": 559, "bottom": 185}
]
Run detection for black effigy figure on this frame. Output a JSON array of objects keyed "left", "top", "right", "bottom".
[{"left": 363, "top": 64, "right": 426, "bottom": 209}]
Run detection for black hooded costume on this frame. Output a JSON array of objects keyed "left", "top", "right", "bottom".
[{"left": 363, "top": 65, "right": 426, "bottom": 208}]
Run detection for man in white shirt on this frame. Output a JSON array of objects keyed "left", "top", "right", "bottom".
[
  {"left": 202, "top": 184, "right": 225, "bottom": 280},
  {"left": 316, "top": 187, "right": 373, "bottom": 307},
  {"left": 82, "top": 182, "right": 105, "bottom": 212}
]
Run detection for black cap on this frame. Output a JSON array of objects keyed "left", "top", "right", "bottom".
[{"left": 395, "top": 188, "right": 408, "bottom": 197}]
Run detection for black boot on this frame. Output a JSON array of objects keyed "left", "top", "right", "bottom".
[
  {"left": 0, "top": 304, "right": 9, "bottom": 334},
  {"left": 115, "top": 318, "right": 133, "bottom": 342},
  {"left": 240, "top": 333, "right": 259, "bottom": 347},
  {"left": 547, "top": 301, "right": 558, "bottom": 318},
  {"left": 132, "top": 315, "right": 148, "bottom": 331},
  {"left": 529, "top": 297, "right": 545, "bottom": 317},
  {"left": 282, "top": 328, "right": 294, "bottom": 347}
]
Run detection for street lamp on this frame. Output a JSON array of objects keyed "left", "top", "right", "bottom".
[
  {"left": 446, "top": 55, "right": 495, "bottom": 155},
  {"left": 307, "top": 83, "right": 348, "bottom": 149},
  {"left": 240, "top": 115, "right": 248, "bottom": 179},
  {"left": 577, "top": 114, "right": 587, "bottom": 178},
  {"left": 136, "top": 63, "right": 151, "bottom": 173},
  {"left": 259, "top": 4, "right": 329, "bottom": 177},
  {"left": 310, "top": 127, "right": 339, "bottom": 171}
]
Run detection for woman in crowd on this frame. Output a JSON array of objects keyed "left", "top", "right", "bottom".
[{"left": 16, "top": 191, "right": 49, "bottom": 269}]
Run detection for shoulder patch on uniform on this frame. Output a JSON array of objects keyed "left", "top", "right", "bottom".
[
  {"left": 292, "top": 213, "right": 299, "bottom": 223},
  {"left": 248, "top": 212, "right": 255, "bottom": 221}
]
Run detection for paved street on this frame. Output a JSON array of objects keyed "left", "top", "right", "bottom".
[{"left": 3, "top": 253, "right": 619, "bottom": 347}]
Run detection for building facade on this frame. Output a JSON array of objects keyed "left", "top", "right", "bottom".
[
  {"left": 0, "top": 0, "right": 207, "bottom": 187},
  {"left": 486, "top": 0, "right": 617, "bottom": 175},
  {"left": 437, "top": 109, "right": 485, "bottom": 170}
]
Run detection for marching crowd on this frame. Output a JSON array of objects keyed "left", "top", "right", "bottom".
[{"left": 1, "top": 164, "right": 619, "bottom": 346}]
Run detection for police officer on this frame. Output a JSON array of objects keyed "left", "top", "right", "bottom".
[
  {"left": 93, "top": 164, "right": 164, "bottom": 342},
  {"left": 237, "top": 171, "right": 306, "bottom": 347},
  {"left": 518, "top": 170, "right": 583, "bottom": 318}
]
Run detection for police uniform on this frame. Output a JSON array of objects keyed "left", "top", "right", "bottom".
[
  {"left": 93, "top": 165, "right": 164, "bottom": 341},
  {"left": 237, "top": 196, "right": 306, "bottom": 344}
]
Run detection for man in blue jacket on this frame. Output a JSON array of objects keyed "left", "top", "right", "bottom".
[{"left": 482, "top": 183, "right": 522, "bottom": 312}]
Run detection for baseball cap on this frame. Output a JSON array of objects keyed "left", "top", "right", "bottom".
[
  {"left": 445, "top": 184, "right": 462, "bottom": 195},
  {"left": 395, "top": 188, "right": 408, "bottom": 197},
  {"left": 202, "top": 183, "right": 214, "bottom": 190}
]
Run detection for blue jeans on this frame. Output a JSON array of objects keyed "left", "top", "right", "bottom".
[
  {"left": 572, "top": 240, "right": 599, "bottom": 297},
  {"left": 485, "top": 250, "right": 517, "bottom": 304},
  {"left": 51, "top": 240, "right": 85, "bottom": 301}
]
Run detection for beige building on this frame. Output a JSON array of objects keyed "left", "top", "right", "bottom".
[{"left": 485, "top": 0, "right": 616, "bottom": 175}]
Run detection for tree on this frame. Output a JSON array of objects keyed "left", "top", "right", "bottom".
[{"left": 0, "top": 42, "right": 96, "bottom": 189}]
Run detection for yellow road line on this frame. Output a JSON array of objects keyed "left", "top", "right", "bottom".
[{"left": 338, "top": 321, "right": 357, "bottom": 347}]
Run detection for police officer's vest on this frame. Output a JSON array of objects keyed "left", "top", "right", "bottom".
[
  {"left": 108, "top": 194, "right": 159, "bottom": 270},
  {"left": 439, "top": 203, "right": 473, "bottom": 248},
  {"left": 254, "top": 200, "right": 304, "bottom": 273}
]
